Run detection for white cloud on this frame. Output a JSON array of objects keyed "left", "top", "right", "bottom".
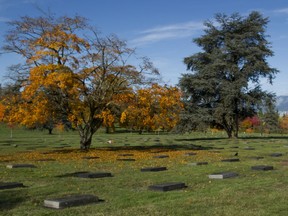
[
  {"left": 273, "top": 8, "right": 288, "bottom": 14},
  {"left": 130, "top": 21, "right": 203, "bottom": 47}
]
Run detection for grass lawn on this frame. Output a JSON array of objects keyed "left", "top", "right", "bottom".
[{"left": 1, "top": 125, "right": 288, "bottom": 216}]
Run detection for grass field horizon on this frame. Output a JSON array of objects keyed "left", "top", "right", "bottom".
[{"left": 1, "top": 124, "right": 288, "bottom": 215}]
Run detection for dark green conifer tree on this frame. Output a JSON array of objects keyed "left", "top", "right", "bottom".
[{"left": 179, "top": 11, "right": 278, "bottom": 138}]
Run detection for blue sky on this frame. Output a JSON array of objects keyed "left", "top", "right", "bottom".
[{"left": 0, "top": 0, "right": 288, "bottom": 96}]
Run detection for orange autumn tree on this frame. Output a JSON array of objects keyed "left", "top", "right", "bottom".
[
  {"left": 279, "top": 114, "right": 288, "bottom": 133},
  {"left": 120, "top": 84, "right": 183, "bottom": 133},
  {"left": 0, "top": 102, "right": 5, "bottom": 122},
  {"left": 2, "top": 14, "right": 158, "bottom": 150}
]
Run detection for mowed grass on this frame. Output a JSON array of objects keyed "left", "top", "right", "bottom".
[{"left": 1, "top": 125, "right": 288, "bottom": 216}]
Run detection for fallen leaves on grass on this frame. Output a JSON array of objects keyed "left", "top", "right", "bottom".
[{"left": 0, "top": 148, "right": 224, "bottom": 164}]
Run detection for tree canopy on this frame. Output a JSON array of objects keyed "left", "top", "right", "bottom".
[
  {"left": 1, "top": 14, "right": 159, "bottom": 149},
  {"left": 179, "top": 11, "right": 278, "bottom": 138},
  {"left": 120, "top": 84, "right": 183, "bottom": 133}
]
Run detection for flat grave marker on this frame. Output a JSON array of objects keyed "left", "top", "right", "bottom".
[
  {"left": 56, "top": 171, "right": 89, "bottom": 178},
  {"left": 270, "top": 153, "right": 283, "bottom": 157},
  {"left": 6, "top": 164, "right": 36, "bottom": 169},
  {"left": 116, "top": 158, "right": 136, "bottom": 161},
  {"left": 209, "top": 172, "right": 238, "bottom": 179},
  {"left": 149, "top": 182, "right": 187, "bottom": 192},
  {"left": 44, "top": 194, "right": 99, "bottom": 209},
  {"left": 189, "top": 162, "right": 208, "bottom": 166},
  {"left": 153, "top": 155, "right": 169, "bottom": 159},
  {"left": 82, "top": 156, "right": 100, "bottom": 160},
  {"left": 221, "top": 158, "right": 240, "bottom": 162},
  {"left": 0, "top": 182, "right": 24, "bottom": 190},
  {"left": 75, "top": 172, "right": 112, "bottom": 178},
  {"left": 141, "top": 167, "right": 167, "bottom": 172},
  {"left": 35, "top": 159, "right": 56, "bottom": 162},
  {"left": 251, "top": 165, "right": 274, "bottom": 171}
]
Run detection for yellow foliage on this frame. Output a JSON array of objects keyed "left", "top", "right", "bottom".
[{"left": 121, "top": 84, "right": 183, "bottom": 131}]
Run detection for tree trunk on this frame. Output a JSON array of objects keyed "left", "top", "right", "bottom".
[
  {"left": 226, "top": 129, "right": 233, "bottom": 138},
  {"left": 78, "top": 119, "right": 102, "bottom": 150},
  {"left": 48, "top": 128, "right": 53, "bottom": 135},
  {"left": 80, "top": 133, "right": 92, "bottom": 150}
]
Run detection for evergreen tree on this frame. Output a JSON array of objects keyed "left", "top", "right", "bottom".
[{"left": 179, "top": 11, "right": 278, "bottom": 138}]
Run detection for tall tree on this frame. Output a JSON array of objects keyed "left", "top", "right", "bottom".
[
  {"left": 179, "top": 11, "right": 278, "bottom": 138},
  {"left": 1, "top": 14, "right": 159, "bottom": 149}
]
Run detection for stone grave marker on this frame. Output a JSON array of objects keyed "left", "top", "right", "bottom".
[
  {"left": 214, "top": 147, "right": 225, "bottom": 150},
  {"left": 221, "top": 158, "right": 240, "bottom": 162},
  {"left": 75, "top": 172, "right": 112, "bottom": 178},
  {"left": 35, "top": 159, "right": 56, "bottom": 162},
  {"left": 117, "top": 158, "right": 136, "bottom": 161},
  {"left": 189, "top": 162, "right": 208, "bottom": 166},
  {"left": 153, "top": 155, "right": 169, "bottom": 159},
  {"left": 251, "top": 165, "right": 274, "bottom": 171},
  {"left": 149, "top": 182, "right": 187, "bottom": 192},
  {"left": 82, "top": 156, "right": 100, "bottom": 160},
  {"left": 6, "top": 164, "right": 36, "bottom": 169},
  {"left": 56, "top": 171, "right": 89, "bottom": 178},
  {"left": 118, "top": 153, "right": 134, "bottom": 157},
  {"left": 209, "top": 172, "right": 238, "bottom": 179},
  {"left": 270, "top": 153, "right": 282, "bottom": 157},
  {"left": 141, "top": 167, "right": 167, "bottom": 172},
  {"left": 0, "top": 182, "right": 24, "bottom": 190},
  {"left": 44, "top": 194, "right": 99, "bottom": 209}
]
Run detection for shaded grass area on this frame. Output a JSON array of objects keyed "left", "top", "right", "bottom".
[{"left": 1, "top": 125, "right": 288, "bottom": 215}]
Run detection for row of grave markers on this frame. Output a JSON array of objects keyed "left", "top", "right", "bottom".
[
  {"left": 1, "top": 145, "right": 285, "bottom": 209},
  {"left": 1, "top": 158, "right": 277, "bottom": 209}
]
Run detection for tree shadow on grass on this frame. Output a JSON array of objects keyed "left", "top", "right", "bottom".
[
  {"left": 0, "top": 189, "right": 27, "bottom": 211},
  {"left": 96, "top": 144, "right": 213, "bottom": 151},
  {"left": 175, "top": 135, "right": 288, "bottom": 142}
]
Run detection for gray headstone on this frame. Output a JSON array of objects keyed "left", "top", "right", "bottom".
[
  {"left": 251, "top": 165, "right": 274, "bottom": 171},
  {"left": 117, "top": 158, "right": 136, "bottom": 161},
  {"left": 36, "top": 159, "right": 56, "bottom": 162},
  {"left": 75, "top": 172, "right": 112, "bottom": 178},
  {"left": 189, "top": 162, "right": 208, "bottom": 166},
  {"left": 6, "top": 164, "right": 36, "bottom": 168},
  {"left": 270, "top": 153, "right": 282, "bottom": 157},
  {"left": 221, "top": 158, "right": 240, "bottom": 162},
  {"left": 44, "top": 194, "right": 99, "bottom": 209},
  {"left": 56, "top": 171, "right": 89, "bottom": 178},
  {"left": 0, "top": 182, "right": 24, "bottom": 190},
  {"left": 141, "top": 167, "right": 167, "bottom": 172},
  {"left": 149, "top": 182, "right": 186, "bottom": 191},
  {"left": 153, "top": 155, "right": 169, "bottom": 159},
  {"left": 209, "top": 172, "right": 238, "bottom": 179},
  {"left": 82, "top": 156, "right": 100, "bottom": 160}
]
